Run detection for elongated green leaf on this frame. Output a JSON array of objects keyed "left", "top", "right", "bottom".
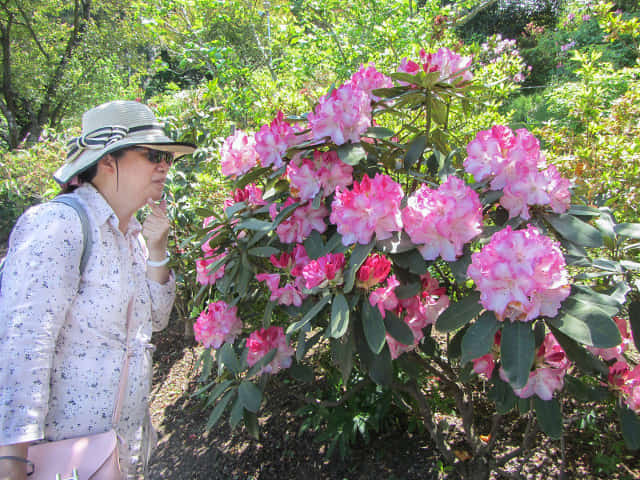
[
  {"left": 565, "top": 375, "right": 611, "bottom": 402},
  {"left": 248, "top": 246, "right": 280, "bottom": 257},
  {"left": 244, "top": 410, "right": 260, "bottom": 439},
  {"left": 235, "top": 167, "right": 270, "bottom": 189},
  {"left": 225, "top": 201, "right": 247, "bottom": 218},
  {"left": 488, "top": 376, "right": 517, "bottom": 414},
  {"left": 218, "top": 343, "right": 240, "bottom": 374},
  {"left": 365, "top": 126, "right": 395, "bottom": 139},
  {"left": 288, "top": 362, "right": 315, "bottom": 383},
  {"left": 329, "top": 293, "right": 350, "bottom": 338},
  {"left": 570, "top": 286, "right": 621, "bottom": 317},
  {"left": 236, "top": 218, "right": 272, "bottom": 232},
  {"left": 344, "top": 239, "right": 375, "bottom": 293},
  {"left": 618, "top": 405, "right": 640, "bottom": 450},
  {"left": 461, "top": 311, "right": 499, "bottom": 365},
  {"left": 501, "top": 321, "right": 535, "bottom": 390},
  {"left": 229, "top": 397, "right": 244, "bottom": 428},
  {"left": 567, "top": 205, "right": 601, "bottom": 217},
  {"left": 239, "top": 381, "right": 262, "bottom": 413},
  {"left": 273, "top": 201, "right": 300, "bottom": 228},
  {"left": 362, "top": 298, "right": 386, "bottom": 354},
  {"left": 324, "top": 232, "right": 345, "bottom": 255},
  {"left": 548, "top": 326, "right": 608, "bottom": 376},
  {"left": 370, "top": 86, "right": 408, "bottom": 98},
  {"left": 534, "top": 397, "right": 562, "bottom": 439},
  {"left": 287, "top": 294, "right": 331, "bottom": 334},
  {"left": 615, "top": 223, "right": 640, "bottom": 239},
  {"left": 369, "top": 346, "right": 393, "bottom": 386},
  {"left": 206, "top": 389, "right": 235, "bottom": 431},
  {"left": 395, "top": 281, "right": 421, "bottom": 300},
  {"left": 449, "top": 252, "right": 472, "bottom": 283},
  {"left": 202, "top": 380, "right": 234, "bottom": 407},
  {"left": 549, "top": 297, "right": 622, "bottom": 348},
  {"left": 435, "top": 292, "right": 482, "bottom": 332},
  {"left": 544, "top": 213, "right": 603, "bottom": 248},
  {"left": 404, "top": 134, "right": 428, "bottom": 169},
  {"left": 337, "top": 143, "right": 366, "bottom": 166},
  {"left": 303, "top": 230, "right": 324, "bottom": 259},
  {"left": 246, "top": 348, "right": 277, "bottom": 378},
  {"left": 376, "top": 231, "right": 415, "bottom": 255},
  {"left": 384, "top": 311, "right": 414, "bottom": 346},
  {"left": 630, "top": 301, "right": 640, "bottom": 352},
  {"left": 331, "top": 333, "right": 355, "bottom": 383}
]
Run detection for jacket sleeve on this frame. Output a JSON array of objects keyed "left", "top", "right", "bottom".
[{"left": 0, "top": 203, "right": 83, "bottom": 445}]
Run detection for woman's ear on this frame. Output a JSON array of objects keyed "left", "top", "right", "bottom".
[{"left": 98, "top": 154, "right": 118, "bottom": 175}]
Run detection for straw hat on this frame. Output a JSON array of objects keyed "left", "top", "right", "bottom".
[{"left": 54, "top": 100, "right": 196, "bottom": 184}]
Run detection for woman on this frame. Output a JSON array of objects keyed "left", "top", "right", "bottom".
[{"left": 0, "top": 100, "right": 195, "bottom": 479}]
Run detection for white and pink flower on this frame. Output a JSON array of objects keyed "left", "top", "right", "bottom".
[
  {"left": 220, "top": 130, "right": 259, "bottom": 178},
  {"left": 246, "top": 326, "right": 295, "bottom": 375},
  {"left": 301, "top": 253, "right": 346, "bottom": 289},
  {"left": 194, "top": 301, "right": 243, "bottom": 349},
  {"left": 255, "top": 110, "right": 298, "bottom": 169}
]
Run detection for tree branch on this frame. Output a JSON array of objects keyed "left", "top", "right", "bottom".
[
  {"left": 455, "top": 0, "right": 500, "bottom": 27},
  {"left": 13, "top": 0, "right": 50, "bottom": 61}
]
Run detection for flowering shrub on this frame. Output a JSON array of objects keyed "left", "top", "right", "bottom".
[{"left": 192, "top": 47, "right": 640, "bottom": 479}]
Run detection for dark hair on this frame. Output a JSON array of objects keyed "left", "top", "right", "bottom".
[{"left": 59, "top": 148, "right": 130, "bottom": 194}]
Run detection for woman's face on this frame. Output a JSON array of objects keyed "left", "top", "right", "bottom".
[{"left": 115, "top": 147, "right": 172, "bottom": 208}]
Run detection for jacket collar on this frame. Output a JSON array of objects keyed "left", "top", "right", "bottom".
[{"left": 75, "top": 183, "right": 142, "bottom": 236}]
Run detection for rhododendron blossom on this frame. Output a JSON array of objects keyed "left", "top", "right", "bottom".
[
  {"left": 468, "top": 225, "right": 570, "bottom": 322},
  {"left": 464, "top": 126, "right": 571, "bottom": 219},
  {"left": 308, "top": 83, "right": 372, "bottom": 145},
  {"left": 223, "top": 183, "right": 266, "bottom": 209},
  {"left": 255, "top": 110, "right": 297, "bottom": 169},
  {"left": 269, "top": 244, "right": 310, "bottom": 277},
  {"left": 398, "top": 47, "right": 473, "bottom": 86},
  {"left": 220, "top": 130, "right": 259, "bottom": 178},
  {"left": 194, "top": 301, "right": 243, "bottom": 349},
  {"left": 370, "top": 274, "right": 400, "bottom": 318},
  {"left": 331, "top": 173, "right": 403, "bottom": 245},
  {"left": 255, "top": 273, "right": 306, "bottom": 307},
  {"left": 195, "top": 251, "right": 226, "bottom": 286},
  {"left": 402, "top": 176, "right": 483, "bottom": 261},
  {"left": 246, "top": 326, "right": 295, "bottom": 375},
  {"left": 314, "top": 150, "right": 353, "bottom": 195},
  {"left": 472, "top": 332, "right": 502, "bottom": 380},
  {"left": 270, "top": 198, "right": 328, "bottom": 244},
  {"left": 302, "top": 253, "right": 346, "bottom": 289},
  {"left": 286, "top": 157, "right": 322, "bottom": 202},
  {"left": 502, "top": 334, "right": 570, "bottom": 400},
  {"left": 348, "top": 64, "right": 393, "bottom": 101},
  {"left": 357, "top": 253, "right": 392, "bottom": 289}
]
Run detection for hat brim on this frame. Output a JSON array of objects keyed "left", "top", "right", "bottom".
[{"left": 54, "top": 133, "right": 196, "bottom": 185}]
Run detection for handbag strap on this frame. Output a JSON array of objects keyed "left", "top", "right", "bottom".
[{"left": 112, "top": 297, "right": 134, "bottom": 426}]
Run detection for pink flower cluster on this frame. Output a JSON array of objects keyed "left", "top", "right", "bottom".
[
  {"left": 608, "top": 361, "right": 640, "bottom": 414},
  {"left": 387, "top": 274, "right": 450, "bottom": 359},
  {"left": 464, "top": 126, "right": 571, "bottom": 219},
  {"left": 348, "top": 64, "right": 393, "bottom": 101},
  {"left": 369, "top": 274, "right": 400, "bottom": 318},
  {"left": 330, "top": 173, "right": 404, "bottom": 245},
  {"left": 302, "top": 253, "right": 346, "bottom": 289},
  {"left": 398, "top": 47, "right": 473, "bottom": 85},
  {"left": 220, "top": 130, "right": 259, "bottom": 178},
  {"left": 467, "top": 225, "right": 570, "bottom": 322},
  {"left": 357, "top": 253, "right": 391, "bottom": 289},
  {"left": 196, "top": 219, "right": 227, "bottom": 286},
  {"left": 501, "top": 333, "right": 569, "bottom": 400},
  {"left": 270, "top": 198, "right": 328, "bottom": 244},
  {"left": 194, "top": 301, "right": 243, "bottom": 349},
  {"left": 588, "top": 316, "right": 634, "bottom": 362},
  {"left": 286, "top": 150, "right": 353, "bottom": 202},
  {"left": 223, "top": 183, "right": 266, "bottom": 209},
  {"left": 402, "top": 176, "right": 483, "bottom": 261},
  {"left": 255, "top": 111, "right": 298, "bottom": 169},
  {"left": 256, "top": 245, "right": 310, "bottom": 306},
  {"left": 246, "top": 326, "right": 295, "bottom": 375},
  {"left": 308, "top": 83, "right": 372, "bottom": 145}
]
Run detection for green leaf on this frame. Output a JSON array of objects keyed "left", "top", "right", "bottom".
[
  {"left": 544, "top": 213, "right": 603, "bottom": 248},
  {"left": 202, "top": 380, "right": 234, "bottom": 407},
  {"left": 365, "top": 126, "right": 395, "bottom": 139},
  {"left": 229, "top": 397, "right": 244, "bottom": 428},
  {"left": 235, "top": 167, "right": 270, "bottom": 189},
  {"left": 238, "top": 381, "right": 262, "bottom": 413},
  {"left": 615, "top": 223, "right": 640, "bottom": 239},
  {"left": 337, "top": 143, "right": 366, "bottom": 166},
  {"left": 548, "top": 326, "right": 608, "bottom": 376},
  {"left": 288, "top": 362, "right": 315, "bottom": 383},
  {"left": 344, "top": 239, "right": 375, "bottom": 293},
  {"left": 534, "top": 397, "right": 562, "bottom": 439},
  {"left": 248, "top": 246, "right": 280, "bottom": 257},
  {"left": 461, "top": 311, "right": 499, "bottom": 365},
  {"left": 384, "top": 311, "right": 414, "bottom": 346},
  {"left": 236, "top": 218, "right": 272, "bottom": 232},
  {"left": 501, "top": 321, "right": 535, "bottom": 390},
  {"left": 448, "top": 325, "right": 468, "bottom": 360},
  {"left": 329, "top": 293, "right": 350, "bottom": 338},
  {"left": 376, "top": 231, "right": 415, "bottom": 255},
  {"left": 287, "top": 294, "right": 331, "bottom": 334},
  {"left": 435, "top": 292, "right": 482, "bottom": 333},
  {"left": 206, "top": 389, "right": 235, "bottom": 431},
  {"left": 244, "top": 410, "right": 260, "bottom": 439},
  {"left": 246, "top": 348, "right": 277, "bottom": 378},
  {"left": 618, "top": 406, "right": 640, "bottom": 450},
  {"left": 369, "top": 346, "right": 393, "bottom": 386},
  {"left": 449, "top": 252, "right": 472, "bottom": 283},
  {"left": 565, "top": 376, "right": 611, "bottom": 402},
  {"left": 567, "top": 205, "right": 601, "bottom": 217},
  {"left": 389, "top": 248, "right": 428, "bottom": 274},
  {"left": 218, "top": 343, "right": 240, "bottom": 374},
  {"left": 549, "top": 297, "right": 622, "bottom": 348},
  {"left": 362, "top": 298, "right": 386, "bottom": 354},
  {"left": 273, "top": 201, "right": 300, "bottom": 228},
  {"left": 630, "top": 301, "right": 640, "bottom": 353},
  {"left": 331, "top": 333, "right": 355, "bottom": 383},
  {"left": 225, "top": 201, "right": 247, "bottom": 218},
  {"left": 488, "top": 376, "right": 517, "bottom": 414},
  {"left": 570, "top": 285, "right": 622, "bottom": 317},
  {"left": 395, "top": 281, "right": 421, "bottom": 300},
  {"left": 404, "top": 134, "right": 428, "bottom": 169},
  {"left": 303, "top": 230, "right": 324, "bottom": 259}
]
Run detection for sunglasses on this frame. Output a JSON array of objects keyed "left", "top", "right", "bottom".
[{"left": 131, "top": 147, "right": 174, "bottom": 166}]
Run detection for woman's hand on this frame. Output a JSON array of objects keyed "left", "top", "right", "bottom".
[{"left": 142, "top": 198, "right": 171, "bottom": 284}]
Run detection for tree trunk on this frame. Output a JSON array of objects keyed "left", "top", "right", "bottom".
[{"left": 456, "top": 455, "right": 491, "bottom": 480}]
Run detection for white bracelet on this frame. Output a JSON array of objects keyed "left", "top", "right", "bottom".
[{"left": 147, "top": 252, "right": 170, "bottom": 267}]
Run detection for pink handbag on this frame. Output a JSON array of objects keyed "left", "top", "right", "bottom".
[{"left": 27, "top": 299, "right": 134, "bottom": 480}]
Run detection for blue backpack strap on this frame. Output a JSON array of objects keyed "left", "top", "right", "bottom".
[{"left": 50, "top": 195, "right": 93, "bottom": 276}]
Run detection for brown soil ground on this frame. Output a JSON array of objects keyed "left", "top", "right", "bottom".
[{"left": 147, "top": 318, "right": 640, "bottom": 480}]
